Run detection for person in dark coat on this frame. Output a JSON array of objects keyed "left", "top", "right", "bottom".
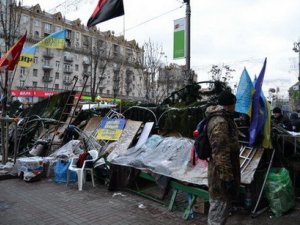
[
  {"left": 271, "top": 107, "right": 292, "bottom": 130},
  {"left": 290, "top": 112, "right": 300, "bottom": 132}
]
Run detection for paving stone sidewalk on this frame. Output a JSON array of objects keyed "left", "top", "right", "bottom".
[{"left": 0, "top": 178, "right": 299, "bottom": 225}]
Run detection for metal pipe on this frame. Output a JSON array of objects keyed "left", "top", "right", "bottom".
[
  {"left": 251, "top": 148, "right": 275, "bottom": 215},
  {"left": 185, "top": 0, "right": 191, "bottom": 83}
]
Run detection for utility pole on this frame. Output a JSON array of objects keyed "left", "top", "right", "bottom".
[
  {"left": 184, "top": 0, "right": 192, "bottom": 84},
  {"left": 293, "top": 41, "right": 300, "bottom": 82}
]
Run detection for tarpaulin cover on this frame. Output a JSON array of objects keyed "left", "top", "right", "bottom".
[{"left": 108, "top": 135, "right": 209, "bottom": 186}]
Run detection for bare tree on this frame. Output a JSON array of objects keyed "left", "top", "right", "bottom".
[
  {"left": 90, "top": 39, "right": 111, "bottom": 102},
  {"left": 137, "top": 38, "right": 164, "bottom": 103},
  {"left": 208, "top": 64, "right": 235, "bottom": 84},
  {"left": 84, "top": 36, "right": 112, "bottom": 102},
  {"left": 0, "top": 1, "right": 23, "bottom": 164},
  {"left": 0, "top": 1, "right": 22, "bottom": 114}
]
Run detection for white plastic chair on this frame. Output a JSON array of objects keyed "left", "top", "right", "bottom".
[{"left": 67, "top": 149, "right": 98, "bottom": 191}]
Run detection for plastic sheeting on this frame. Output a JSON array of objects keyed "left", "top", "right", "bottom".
[
  {"left": 109, "top": 135, "right": 209, "bottom": 186},
  {"left": 50, "top": 140, "right": 83, "bottom": 159}
]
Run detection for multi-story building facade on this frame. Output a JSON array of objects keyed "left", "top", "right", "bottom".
[
  {"left": 1, "top": 2, "right": 146, "bottom": 102},
  {"left": 156, "top": 64, "right": 197, "bottom": 103}
]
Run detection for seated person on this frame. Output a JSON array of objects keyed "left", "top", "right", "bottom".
[{"left": 271, "top": 107, "right": 292, "bottom": 130}]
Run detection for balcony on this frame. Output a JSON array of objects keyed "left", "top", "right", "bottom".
[
  {"left": 64, "top": 55, "right": 73, "bottom": 62},
  {"left": 63, "top": 79, "right": 73, "bottom": 85},
  {"left": 42, "top": 76, "right": 53, "bottom": 83},
  {"left": 63, "top": 68, "right": 73, "bottom": 74},
  {"left": 43, "top": 51, "right": 54, "bottom": 58},
  {"left": 82, "top": 71, "right": 91, "bottom": 76},
  {"left": 82, "top": 59, "right": 90, "bottom": 65},
  {"left": 42, "top": 64, "right": 53, "bottom": 70}
]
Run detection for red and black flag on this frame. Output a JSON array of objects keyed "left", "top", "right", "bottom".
[{"left": 87, "top": 0, "right": 124, "bottom": 28}]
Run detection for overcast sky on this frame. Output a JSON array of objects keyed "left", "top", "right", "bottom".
[{"left": 23, "top": 0, "right": 300, "bottom": 97}]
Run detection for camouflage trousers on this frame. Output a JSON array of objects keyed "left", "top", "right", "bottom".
[{"left": 207, "top": 199, "right": 229, "bottom": 225}]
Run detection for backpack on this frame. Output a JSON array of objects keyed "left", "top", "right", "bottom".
[{"left": 193, "top": 116, "right": 213, "bottom": 160}]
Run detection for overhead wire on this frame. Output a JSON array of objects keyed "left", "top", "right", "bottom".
[{"left": 117, "top": 4, "right": 184, "bottom": 35}]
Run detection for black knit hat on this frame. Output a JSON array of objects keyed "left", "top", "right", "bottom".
[
  {"left": 272, "top": 107, "right": 281, "bottom": 114},
  {"left": 218, "top": 91, "right": 236, "bottom": 106}
]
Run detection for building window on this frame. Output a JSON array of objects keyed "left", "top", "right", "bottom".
[
  {"left": 56, "top": 61, "right": 60, "bottom": 68},
  {"left": 34, "top": 19, "right": 40, "bottom": 27},
  {"left": 20, "top": 67, "right": 26, "bottom": 76},
  {"left": 33, "top": 31, "right": 39, "bottom": 39},
  {"left": 32, "top": 81, "right": 37, "bottom": 88},
  {"left": 33, "top": 69, "right": 38, "bottom": 77},
  {"left": 75, "top": 64, "right": 79, "bottom": 71},
  {"left": 44, "top": 59, "right": 50, "bottom": 66},
  {"left": 34, "top": 57, "right": 38, "bottom": 64},
  {"left": 64, "top": 64, "right": 72, "bottom": 72},
  {"left": 106, "top": 90, "right": 110, "bottom": 94},
  {"left": 66, "top": 29, "right": 71, "bottom": 39},
  {"left": 83, "top": 35, "right": 89, "bottom": 48},
  {"left": 19, "top": 80, "right": 25, "bottom": 87},
  {"left": 44, "top": 83, "right": 49, "bottom": 89},
  {"left": 113, "top": 44, "right": 119, "bottom": 57},
  {"left": 21, "top": 15, "right": 28, "bottom": 24},
  {"left": 44, "top": 23, "right": 52, "bottom": 33},
  {"left": 65, "top": 75, "right": 71, "bottom": 81},
  {"left": 55, "top": 72, "right": 59, "bottom": 79},
  {"left": 44, "top": 70, "right": 50, "bottom": 77},
  {"left": 75, "top": 31, "right": 80, "bottom": 40},
  {"left": 55, "top": 84, "right": 59, "bottom": 90}
]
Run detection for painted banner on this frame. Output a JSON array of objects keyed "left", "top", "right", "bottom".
[
  {"left": 173, "top": 17, "right": 185, "bottom": 59},
  {"left": 11, "top": 89, "right": 57, "bottom": 97},
  {"left": 96, "top": 118, "right": 126, "bottom": 140},
  {"left": 18, "top": 47, "right": 36, "bottom": 68}
]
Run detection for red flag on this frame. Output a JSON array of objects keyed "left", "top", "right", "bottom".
[
  {"left": 87, "top": 0, "right": 124, "bottom": 28},
  {"left": 0, "top": 31, "right": 27, "bottom": 71}
]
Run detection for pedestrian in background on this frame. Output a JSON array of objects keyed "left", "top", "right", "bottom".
[
  {"left": 205, "top": 91, "right": 241, "bottom": 225},
  {"left": 271, "top": 107, "right": 292, "bottom": 130},
  {"left": 289, "top": 112, "right": 300, "bottom": 132}
]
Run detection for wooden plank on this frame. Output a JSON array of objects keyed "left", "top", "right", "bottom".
[
  {"left": 107, "top": 120, "right": 142, "bottom": 160},
  {"left": 83, "top": 116, "right": 101, "bottom": 137},
  {"left": 241, "top": 147, "right": 265, "bottom": 184}
]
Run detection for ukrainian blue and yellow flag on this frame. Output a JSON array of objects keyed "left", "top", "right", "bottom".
[
  {"left": 262, "top": 94, "right": 272, "bottom": 148},
  {"left": 249, "top": 58, "right": 267, "bottom": 146},
  {"left": 33, "top": 29, "right": 66, "bottom": 49},
  {"left": 18, "top": 47, "right": 36, "bottom": 68},
  {"left": 235, "top": 68, "right": 255, "bottom": 118}
]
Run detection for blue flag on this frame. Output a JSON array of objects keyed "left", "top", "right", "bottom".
[
  {"left": 235, "top": 68, "right": 255, "bottom": 118},
  {"left": 249, "top": 58, "right": 267, "bottom": 146}
]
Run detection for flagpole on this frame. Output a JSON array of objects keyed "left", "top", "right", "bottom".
[
  {"left": 185, "top": 0, "right": 191, "bottom": 84},
  {"left": 123, "top": 15, "right": 125, "bottom": 38}
]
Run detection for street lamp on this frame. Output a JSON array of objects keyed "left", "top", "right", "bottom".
[{"left": 293, "top": 42, "right": 300, "bottom": 81}]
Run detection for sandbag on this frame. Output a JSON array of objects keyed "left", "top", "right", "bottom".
[{"left": 264, "top": 168, "right": 295, "bottom": 217}]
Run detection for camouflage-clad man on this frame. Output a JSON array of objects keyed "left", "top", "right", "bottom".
[{"left": 206, "top": 91, "right": 240, "bottom": 225}]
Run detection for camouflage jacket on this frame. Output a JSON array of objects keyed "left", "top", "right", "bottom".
[{"left": 206, "top": 105, "right": 240, "bottom": 201}]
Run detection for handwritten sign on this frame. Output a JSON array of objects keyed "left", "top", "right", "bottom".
[{"left": 96, "top": 118, "right": 126, "bottom": 141}]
